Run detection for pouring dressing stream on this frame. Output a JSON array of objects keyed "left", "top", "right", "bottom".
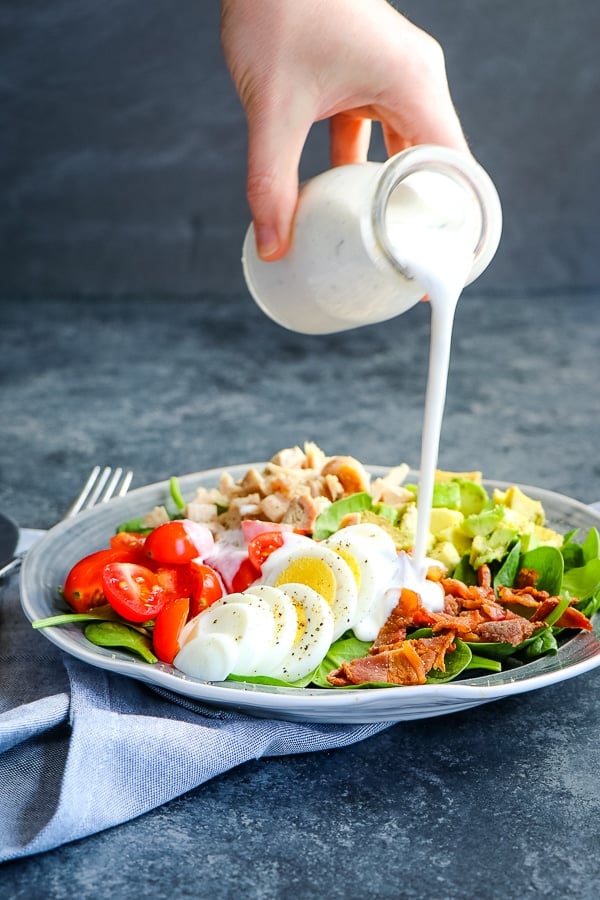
[{"left": 243, "top": 145, "right": 502, "bottom": 610}]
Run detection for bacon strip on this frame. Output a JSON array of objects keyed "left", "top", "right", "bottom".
[{"left": 326, "top": 563, "right": 593, "bottom": 687}]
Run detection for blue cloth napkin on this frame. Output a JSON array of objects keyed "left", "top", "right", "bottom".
[{"left": 0, "top": 574, "right": 393, "bottom": 862}]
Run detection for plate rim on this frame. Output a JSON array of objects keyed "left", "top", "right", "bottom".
[{"left": 19, "top": 463, "right": 600, "bottom": 723}]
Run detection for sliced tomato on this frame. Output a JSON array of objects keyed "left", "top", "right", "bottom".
[
  {"left": 144, "top": 520, "right": 214, "bottom": 565},
  {"left": 247, "top": 531, "right": 285, "bottom": 569},
  {"left": 241, "top": 520, "right": 292, "bottom": 543},
  {"left": 109, "top": 532, "right": 147, "bottom": 553},
  {"left": 231, "top": 557, "right": 260, "bottom": 592},
  {"left": 101, "top": 562, "right": 170, "bottom": 622},
  {"left": 153, "top": 596, "right": 190, "bottom": 664},
  {"left": 154, "top": 564, "right": 195, "bottom": 601},
  {"left": 63, "top": 548, "right": 142, "bottom": 613},
  {"left": 189, "top": 561, "right": 224, "bottom": 617}
]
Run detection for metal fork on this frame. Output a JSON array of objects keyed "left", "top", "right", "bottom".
[{"left": 0, "top": 466, "right": 134, "bottom": 580}]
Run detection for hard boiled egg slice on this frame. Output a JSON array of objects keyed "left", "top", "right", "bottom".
[
  {"left": 176, "top": 594, "right": 275, "bottom": 679},
  {"left": 259, "top": 540, "right": 357, "bottom": 640},
  {"left": 323, "top": 523, "right": 401, "bottom": 642},
  {"left": 242, "top": 585, "right": 298, "bottom": 675},
  {"left": 174, "top": 633, "right": 239, "bottom": 682},
  {"left": 267, "top": 583, "right": 335, "bottom": 682}
]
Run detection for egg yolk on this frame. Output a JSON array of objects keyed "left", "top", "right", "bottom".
[
  {"left": 288, "top": 595, "right": 307, "bottom": 645},
  {"left": 274, "top": 557, "right": 336, "bottom": 606},
  {"left": 328, "top": 546, "right": 362, "bottom": 590}
]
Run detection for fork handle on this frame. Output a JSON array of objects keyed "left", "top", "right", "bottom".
[{"left": 0, "top": 555, "right": 23, "bottom": 580}]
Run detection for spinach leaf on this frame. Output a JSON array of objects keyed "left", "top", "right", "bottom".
[
  {"left": 465, "top": 654, "right": 502, "bottom": 673},
  {"left": 312, "top": 492, "right": 372, "bottom": 539},
  {"left": 84, "top": 622, "right": 157, "bottom": 664},
  {"left": 516, "top": 626, "right": 558, "bottom": 660},
  {"left": 520, "top": 545, "right": 564, "bottom": 595},
  {"left": 425, "top": 639, "right": 472, "bottom": 683},
  {"left": 582, "top": 527, "right": 600, "bottom": 564},
  {"left": 453, "top": 554, "right": 477, "bottom": 585},
  {"left": 561, "top": 558, "right": 600, "bottom": 602},
  {"left": 494, "top": 540, "right": 522, "bottom": 589}
]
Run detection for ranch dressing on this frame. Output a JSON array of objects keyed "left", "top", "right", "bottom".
[{"left": 242, "top": 146, "right": 502, "bottom": 608}]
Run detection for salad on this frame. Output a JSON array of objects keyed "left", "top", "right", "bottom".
[{"left": 33, "top": 443, "right": 600, "bottom": 688}]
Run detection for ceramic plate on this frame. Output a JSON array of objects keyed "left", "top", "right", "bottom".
[{"left": 20, "top": 464, "right": 600, "bottom": 723}]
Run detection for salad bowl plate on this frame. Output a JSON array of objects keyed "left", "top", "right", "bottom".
[{"left": 20, "top": 464, "right": 600, "bottom": 724}]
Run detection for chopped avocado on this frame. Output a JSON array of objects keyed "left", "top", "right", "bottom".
[
  {"left": 429, "top": 540, "right": 462, "bottom": 571},
  {"left": 519, "top": 532, "right": 540, "bottom": 554},
  {"left": 435, "top": 469, "right": 483, "bottom": 484},
  {"left": 470, "top": 527, "right": 518, "bottom": 568},
  {"left": 456, "top": 479, "right": 489, "bottom": 516},
  {"left": 430, "top": 507, "right": 464, "bottom": 536},
  {"left": 431, "top": 481, "right": 462, "bottom": 509},
  {"left": 498, "top": 486, "right": 545, "bottom": 525},
  {"left": 462, "top": 505, "right": 505, "bottom": 538},
  {"left": 372, "top": 501, "right": 403, "bottom": 525},
  {"left": 438, "top": 524, "right": 472, "bottom": 557},
  {"left": 533, "top": 523, "right": 564, "bottom": 548},
  {"left": 359, "top": 510, "right": 408, "bottom": 548},
  {"left": 393, "top": 503, "right": 419, "bottom": 551}
]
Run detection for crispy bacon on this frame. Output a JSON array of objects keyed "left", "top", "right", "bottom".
[
  {"left": 326, "top": 563, "right": 593, "bottom": 687},
  {"left": 370, "top": 589, "right": 421, "bottom": 652},
  {"left": 474, "top": 617, "right": 540, "bottom": 646},
  {"left": 530, "top": 599, "right": 593, "bottom": 631},
  {"left": 328, "top": 634, "right": 456, "bottom": 687}
]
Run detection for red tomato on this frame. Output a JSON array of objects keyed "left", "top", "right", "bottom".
[
  {"left": 231, "top": 557, "right": 260, "bottom": 592},
  {"left": 109, "top": 532, "right": 147, "bottom": 553},
  {"left": 63, "top": 548, "right": 142, "bottom": 613},
  {"left": 247, "top": 531, "right": 285, "bottom": 569},
  {"left": 241, "top": 520, "right": 292, "bottom": 543},
  {"left": 154, "top": 564, "right": 195, "bottom": 601},
  {"left": 101, "top": 562, "right": 169, "bottom": 623},
  {"left": 144, "top": 521, "right": 214, "bottom": 565},
  {"left": 153, "top": 596, "right": 190, "bottom": 664},
  {"left": 189, "top": 561, "right": 224, "bottom": 617}
]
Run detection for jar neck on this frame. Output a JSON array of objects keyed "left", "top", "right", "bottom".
[{"left": 371, "top": 145, "right": 502, "bottom": 286}]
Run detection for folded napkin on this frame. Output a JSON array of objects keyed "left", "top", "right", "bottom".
[{"left": 0, "top": 572, "right": 393, "bottom": 862}]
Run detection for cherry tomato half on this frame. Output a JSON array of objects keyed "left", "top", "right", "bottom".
[
  {"left": 153, "top": 596, "right": 190, "bottom": 664},
  {"left": 144, "top": 520, "right": 214, "bottom": 565},
  {"left": 101, "top": 562, "right": 169, "bottom": 623},
  {"left": 63, "top": 548, "right": 142, "bottom": 613},
  {"left": 247, "top": 531, "right": 285, "bottom": 569},
  {"left": 189, "top": 561, "right": 224, "bottom": 617},
  {"left": 231, "top": 557, "right": 260, "bottom": 593},
  {"left": 109, "top": 532, "right": 147, "bottom": 553}
]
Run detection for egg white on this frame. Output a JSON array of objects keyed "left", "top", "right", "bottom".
[{"left": 259, "top": 538, "right": 358, "bottom": 640}]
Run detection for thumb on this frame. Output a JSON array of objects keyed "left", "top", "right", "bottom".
[{"left": 245, "top": 103, "right": 313, "bottom": 261}]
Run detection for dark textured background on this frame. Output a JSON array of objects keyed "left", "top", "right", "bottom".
[{"left": 2, "top": 0, "right": 600, "bottom": 299}]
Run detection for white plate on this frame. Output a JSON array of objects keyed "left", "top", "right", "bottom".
[{"left": 20, "top": 464, "right": 600, "bottom": 723}]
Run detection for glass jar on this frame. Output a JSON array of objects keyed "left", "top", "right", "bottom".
[{"left": 242, "top": 145, "right": 502, "bottom": 335}]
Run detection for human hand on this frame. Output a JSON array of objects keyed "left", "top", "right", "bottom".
[{"left": 220, "top": 0, "right": 469, "bottom": 261}]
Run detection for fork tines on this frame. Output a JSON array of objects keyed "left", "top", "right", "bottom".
[{"left": 67, "top": 466, "right": 134, "bottom": 517}]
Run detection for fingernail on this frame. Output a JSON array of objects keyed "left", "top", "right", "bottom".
[{"left": 255, "top": 225, "right": 281, "bottom": 261}]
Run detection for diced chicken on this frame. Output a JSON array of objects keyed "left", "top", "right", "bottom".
[
  {"left": 141, "top": 505, "right": 171, "bottom": 529},
  {"left": 304, "top": 441, "right": 327, "bottom": 471},
  {"left": 185, "top": 501, "right": 219, "bottom": 525},
  {"left": 269, "top": 446, "right": 306, "bottom": 469},
  {"left": 282, "top": 492, "right": 323, "bottom": 532},
  {"left": 321, "top": 455, "right": 370, "bottom": 496},
  {"left": 237, "top": 467, "right": 266, "bottom": 496},
  {"left": 259, "top": 492, "right": 290, "bottom": 523}
]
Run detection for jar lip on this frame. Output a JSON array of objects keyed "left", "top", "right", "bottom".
[{"left": 372, "top": 145, "right": 502, "bottom": 286}]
